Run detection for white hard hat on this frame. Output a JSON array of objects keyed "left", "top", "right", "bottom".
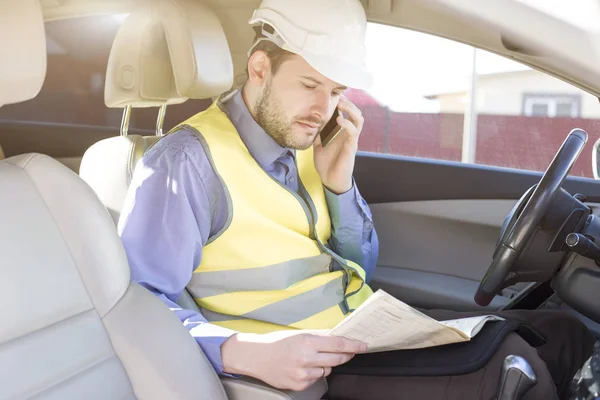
[{"left": 248, "top": 0, "right": 373, "bottom": 90}]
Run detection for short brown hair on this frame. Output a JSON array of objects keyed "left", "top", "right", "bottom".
[{"left": 248, "top": 38, "right": 294, "bottom": 75}]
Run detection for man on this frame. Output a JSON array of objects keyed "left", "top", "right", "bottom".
[{"left": 119, "top": 0, "right": 594, "bottom": 398}]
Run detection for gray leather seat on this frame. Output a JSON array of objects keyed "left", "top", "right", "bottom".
[
  {"left": 78, "top": 1, "right": 328, "bottom": 399},
  {"left": 80, "top": 0, "right": 236, "bottom": 225},
  {"left": 0, "top": 2, "right": 229, "bottom": 399},
  {"left": 1, "top": 153, "right": 231, "bottom": 400},
  {"left": 80, "top": 135, "right": 161, "bottom": 223},
  {"left": 78, "top": 0, "right": 192, "bottom": 224}
]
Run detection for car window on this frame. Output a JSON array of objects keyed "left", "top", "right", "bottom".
[
  {"left": 0, "top": 15, "right": 211, "bottom": 133},
  {"left": 349, "top": 23, "right": 600, "bottom": 179},
  {"left": 3, "top": 15, "right": 600, "bottom": 179}
]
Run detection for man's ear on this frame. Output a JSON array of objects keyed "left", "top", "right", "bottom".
[{"left": 247, "top": 50, "right": 271, "bottom": 86}]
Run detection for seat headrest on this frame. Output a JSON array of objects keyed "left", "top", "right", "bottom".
[
  {"left": 105, "top": 0, "right": 233, "bottom": 108},
  {"left": 0, "top": 0, "right": 46, "bottom": 107},
  {"left": 80, "top": 135, "right": 161, "bottom": 224}
]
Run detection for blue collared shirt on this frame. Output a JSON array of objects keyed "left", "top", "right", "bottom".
[{"left": 118, "top": 89, "right": 379, "bottom": 375}]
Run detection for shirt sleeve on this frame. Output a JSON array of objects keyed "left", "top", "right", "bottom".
[
  {"left": 118, "top": 138, "right": 237, "bottom": 375},
  {"left": 324, "top": 179, "right": 379, "bottom": 283}
]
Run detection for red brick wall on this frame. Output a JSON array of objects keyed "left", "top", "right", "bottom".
[
  {"left": 3, "top": 82, "right": 599, "bottom": 179},
  {"left": 356, "top": 106, "right": 600, "bottom": 178}
]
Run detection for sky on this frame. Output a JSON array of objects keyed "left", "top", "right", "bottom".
[
  {"left": 363, "top": 0, "right": 600, "bottom": 113},
  {"left": 363, "top": 24, "right": 529, "bottom": 112}
]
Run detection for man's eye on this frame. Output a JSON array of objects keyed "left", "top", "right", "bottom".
[
  {"left": 302, "top": 82, "right": 317, "bottom": 90},
  {"left": 332, "top": 91, "right": 342, "bottom": 97}
]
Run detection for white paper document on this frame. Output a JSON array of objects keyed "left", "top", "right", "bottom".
[{"left": 328, "top": 290, "right": 504, "bottom": 353}]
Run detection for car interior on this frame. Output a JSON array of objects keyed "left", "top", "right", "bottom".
[{"left": 4, "top": 0, "right": 600, "bottom": 399}]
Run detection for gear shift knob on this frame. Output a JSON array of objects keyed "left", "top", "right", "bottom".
[{"left": 497, "top": 355, "right": 538, "bottom": 400}]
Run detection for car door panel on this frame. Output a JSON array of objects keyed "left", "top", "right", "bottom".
[
  {"left": 354, "top": 153, "right": 600, "bottom": 311},
  {"left": 354, "top": 153, "right": 600, "bottom": 203},
  {"left": 372, "top": 266, "right": 512, "bottom": 311},
  {"left": 370, "top": 200, "right": 514, "bottom": 311}
]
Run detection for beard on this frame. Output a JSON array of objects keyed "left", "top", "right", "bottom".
[{"left": 254, "top": 78, "right": 323, "bottom": 150}]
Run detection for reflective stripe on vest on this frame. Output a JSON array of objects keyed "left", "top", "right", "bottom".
[{"left": 172, "top": 100, "right": 373, "bottom": 333}]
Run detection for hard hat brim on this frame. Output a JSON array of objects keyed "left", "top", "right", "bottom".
[
  {"left": 249, "top": 10, "right": 373, "bottom": 90},
  {"left": 301, "top": 51, "right": 373, "bottom": 90}
]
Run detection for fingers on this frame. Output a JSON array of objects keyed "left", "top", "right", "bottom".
[
  {"left": 337, "top": 95, "right": 362, "bottom": 118},
  {"left": 337, "top": 96, "right": 364, "bottom": 132},
  {"left": 309, "top": 351, "right": 355, "bottom": 367},
  {"left": 264, "top": 334, "right": 364, "bottom": 392},
  {"left": 286, "top": 367, "right": 333, "bottom": 391},
  {"left": 336, "top": 115, "right": 358, "bottom": 139},
  {"left": 297, "top": 366, "right": 332, "bottom": 383},
  {"left": 306, "top": 334, "right": 367, "bottom": 354},
  {"left": 306, "top": 366, "right": 332, "bottom": 380}
]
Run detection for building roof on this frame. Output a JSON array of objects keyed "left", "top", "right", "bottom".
[{"left": 423, "top": 69, "right": 535, "bottom": 99}]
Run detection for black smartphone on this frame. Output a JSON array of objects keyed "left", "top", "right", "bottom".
[{"left": 320, "top": 108, "right": 344, "bottom": 147}]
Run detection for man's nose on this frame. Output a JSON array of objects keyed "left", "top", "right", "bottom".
[{"left": 311, "top": 90, "right": 331, "bottom": 120}]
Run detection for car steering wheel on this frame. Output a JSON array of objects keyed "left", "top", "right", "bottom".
[{"left": 474, "top": 129, "right": 588, "bottom": 306}]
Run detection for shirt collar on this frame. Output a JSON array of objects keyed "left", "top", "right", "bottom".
[{"left": 219, "top": 89, "right": 290, "bottom": 168}]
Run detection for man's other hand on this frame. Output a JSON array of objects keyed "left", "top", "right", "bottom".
[{"left": 221, "top": 331, "right": 367, "bottom": 391}]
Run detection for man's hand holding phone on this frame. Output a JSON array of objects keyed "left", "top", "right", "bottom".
[{"left": 314, "top": 95, "right": 364, "bottom": 194}]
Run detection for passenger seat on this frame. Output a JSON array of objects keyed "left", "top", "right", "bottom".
[
  {"left": 78, "top": 1, "right": 189, "bottom": 223},
  {"left": 80, "top": 0, "right": 238, "bottom": 225}
]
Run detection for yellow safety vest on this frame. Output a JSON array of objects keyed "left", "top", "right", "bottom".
[{"left": 174, "top": 100, "right": 373, "bottom": 334}]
